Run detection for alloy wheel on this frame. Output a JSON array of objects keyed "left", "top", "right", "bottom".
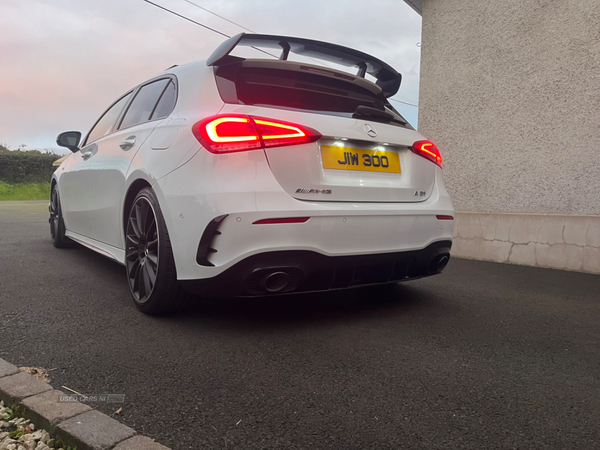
[
  {"left": 49, "top": 188, "right": 60, "bottom": 243},
  {"left": 126, "top": 196, "right": 159, "bottom": 303}
]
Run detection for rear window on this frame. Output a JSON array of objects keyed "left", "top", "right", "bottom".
[
  {"left": 151, "top": 81, "right": 177, "bottom": 120},
  {"left": 119, "top": 79, "right": 170, "bottom": 130},
  {"left": 215, "top": 61, "right": 408, "bottom": 126}
]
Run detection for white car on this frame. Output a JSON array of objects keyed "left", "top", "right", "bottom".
[{"left": 51, "top": 33, "right": 454, "bottom": 315}]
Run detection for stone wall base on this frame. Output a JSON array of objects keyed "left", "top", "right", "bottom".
[{"left": 452, "top": 212, "right": 600, "bottom": 275}]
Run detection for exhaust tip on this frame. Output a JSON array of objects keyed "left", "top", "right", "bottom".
[
  {"left": 262, "top": 271, "right": 290, "bottom": 293},
  {"left": 429, "top": 254, "right": 450, "bottom": 274},
  {"left": 436, "top": 255, "right": 449, "bottom": 272}
]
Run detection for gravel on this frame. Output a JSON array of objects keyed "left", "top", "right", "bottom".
[{"left": 0, "top": 401, "right": 65, "bottom": 450}]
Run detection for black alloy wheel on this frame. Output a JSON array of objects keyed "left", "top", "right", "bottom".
[
  {"left": 125, "top": 188, "right": 189, "bottom": 314},
  {"left": 49, "top": 185, "right": 70, "bottom": 248},
  {"left": 126, "top": 196, "right": 160, "bottom": 303}
]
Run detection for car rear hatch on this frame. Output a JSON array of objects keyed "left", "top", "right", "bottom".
[
  {"left": 214, "top": 60, "right": 436, "bottom": 203},
  {"left": 205, "top": 34, "right": 439, "bottom": 203}
]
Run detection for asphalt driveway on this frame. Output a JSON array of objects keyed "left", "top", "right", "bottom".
[{"left": 1, "top": 200, "right": 600, "bottom": 449}]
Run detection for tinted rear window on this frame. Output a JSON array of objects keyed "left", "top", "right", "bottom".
[
  {"left": 151, "top": 81, "right": 177, "bottom": 120},
  {"left": 120, "top": 79, "right": 169, "bottom": 130},
  {"left": 215, "top": 62, "right": 408, "bottom": 126}
]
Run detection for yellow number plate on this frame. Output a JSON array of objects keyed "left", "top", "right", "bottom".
[{"left": 321, "top": 145, "right": 401, "bottom": 173}]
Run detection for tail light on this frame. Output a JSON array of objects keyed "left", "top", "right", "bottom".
[
  {"left": 412, "top": 140, "right": 442, "bottom": 168},
  {"left": 193, "top": 115, "right": 321, "bottom": 153}
]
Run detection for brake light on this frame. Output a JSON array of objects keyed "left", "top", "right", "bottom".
[
  {"left": 412, "top": 140, "right": 442, "bottom": 168},
  {"left": 436, "top": 215, "right": 454, "bottom": 220},
  {"left": 254, "top": 119, "right": 310, "bottom": 147},
  {"left": 193, "top": 115, "right": 321, "bottom": 153}
]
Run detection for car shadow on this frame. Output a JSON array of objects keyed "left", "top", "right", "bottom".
[
  {"left": 69, "top": 242, "right": 441, "bottom": 330},
  {"left": 67, "top": 241, "right": 127, "bottom": 277},
  {"left": 169, "top": 282, "right": 442, "bottom": 331}
]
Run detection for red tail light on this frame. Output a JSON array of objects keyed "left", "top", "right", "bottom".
[
  {"left": 193, "top": 115, "right": 321, "bottom": 153},
  {"left": 412, "top": 140, "right": 442, "bottom": 168}
]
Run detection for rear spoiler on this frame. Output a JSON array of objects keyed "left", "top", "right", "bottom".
[{"left": 206, "top": 33, "right": 401, "bottom": 98}]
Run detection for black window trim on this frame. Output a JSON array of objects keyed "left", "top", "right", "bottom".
[{"left": 116, "top": 75, "right": 178, "bottom": 132}]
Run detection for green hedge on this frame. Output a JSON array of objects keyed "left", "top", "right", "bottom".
[
  {"left": 0, "top": 152, "right": 62, "bottom": 184},
  {"left": 0, "top": 180, "right": 51, "bottom": 201}
]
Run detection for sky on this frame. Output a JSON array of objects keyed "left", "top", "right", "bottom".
[{"left": 0, "top": 0, "right": 422, "bottom": 154}]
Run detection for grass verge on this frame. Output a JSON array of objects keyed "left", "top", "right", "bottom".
[{"left": 0, "top": 180, "right": 51, "bottom": 201}]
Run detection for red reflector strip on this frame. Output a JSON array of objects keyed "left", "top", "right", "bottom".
[
  {"left": 253, "top": 217, "right": 310, "bottom": 225},
  {"left": 436, "top": 215, "right": 454, "bottom": 220}
]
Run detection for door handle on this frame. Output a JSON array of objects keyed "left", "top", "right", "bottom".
[{"left": 120, "top": 136, "right": 136, "bottom": 150}]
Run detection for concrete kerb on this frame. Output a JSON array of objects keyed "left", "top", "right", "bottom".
[
  {"left": 0, "top": 359, "right": 20, "bottom": 378},
  {"left": 0, "top": 358, "right": 170, "bottom": 450}
]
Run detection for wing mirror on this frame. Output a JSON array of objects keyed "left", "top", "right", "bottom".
[{"left": 56, "top": 131, "right": 82, "bottom": 153}]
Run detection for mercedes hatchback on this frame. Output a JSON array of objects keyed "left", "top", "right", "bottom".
[{"left": 51, "top": 33, "right": 454, "bottom": 314}]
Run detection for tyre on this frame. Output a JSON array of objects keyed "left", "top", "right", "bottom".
[
  {"left": 125, "top": 187, "right": 188, "bottom": 315},
  {"left": 49, "top": 185, "right": 71, "bottom": 248}
]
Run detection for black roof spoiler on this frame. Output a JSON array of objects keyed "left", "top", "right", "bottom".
[{"left": 206, "top": 33, "right": 401, "bottom": 98}]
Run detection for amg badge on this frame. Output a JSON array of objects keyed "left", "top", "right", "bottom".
[{"left": 296, "top": 188, "right": 332, "bottom": 194}]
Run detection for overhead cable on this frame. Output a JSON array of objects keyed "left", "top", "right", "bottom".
[
  {"left": 180, "top": 0, "right": 255, "bottom": 33},
  {"left": 139, "top": 0, "right": 277, "bottom": 58},
  {"left": 390, "top": 98, "right": 418, "bottom": 107}
]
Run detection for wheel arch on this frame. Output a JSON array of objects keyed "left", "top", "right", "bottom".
[
  {"left": 122, "top": 178, "right": 153, "bottom": 237},
  {"left": 121, "top": 169, "right": 180, "bottom": 272},
  {"left": 121, "top": 177, "right": 188, "bottom": 314}
]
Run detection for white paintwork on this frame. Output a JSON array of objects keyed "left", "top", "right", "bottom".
[
  {"left": 158, "top": 163, "right": 453, "bottom": 280},
  {"left": 219, "top": 104, "right": 436, "bottom": 203},
  {"left": 58, "top": 146, "right": 93, "bottom": 237},
  {"left": 87, "top": 119, "right": 162, "bottom": 248},
  {"left": 54, "top": 58, "right": 454, "bottom": 282}
]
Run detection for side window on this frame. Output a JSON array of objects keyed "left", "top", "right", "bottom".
[
  {"left": 151, "top": 81, "right": 177, "bottom": 120},
  {"left": 85, "top": 92, "right": 133, "bottom": 145},
  {"left": 119, "top": 79, "right": 169, "bottom": 130}
]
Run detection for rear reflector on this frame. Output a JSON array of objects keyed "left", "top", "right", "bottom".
[
  {"left": 253, "top": 217, "right": 310, "bottom": 225},
  {"left": 193, "top": 115, "right": 321, "bottom": 153},
  {"left": 436, "top": 215, "right": 454, "bottom": 220},
  {"left": 412, "top": 140, "right": 443, "bottom": 168}
]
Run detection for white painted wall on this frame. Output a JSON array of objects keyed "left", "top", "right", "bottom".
[
  {"left": 417, "top": 0, "right": 600, "bottom": 274},
  {"left": 419, "top": 0, "right": 600, "bottom": 216}
]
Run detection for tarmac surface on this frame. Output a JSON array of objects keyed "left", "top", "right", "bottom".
[{"left": 1, "top": 200, "right": 600, "bottom": 449}]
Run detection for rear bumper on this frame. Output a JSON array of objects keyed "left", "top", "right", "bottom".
[
  {"left": 155, "top": 150, "right": 454, "bottom": 280},
  {"left": 180, "top": 240, "right": 452, "bottom": 298}
]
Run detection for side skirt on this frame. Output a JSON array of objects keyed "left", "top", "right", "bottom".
[{"left": 65, "top": 230, "right": 126, "bottom": 265}]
